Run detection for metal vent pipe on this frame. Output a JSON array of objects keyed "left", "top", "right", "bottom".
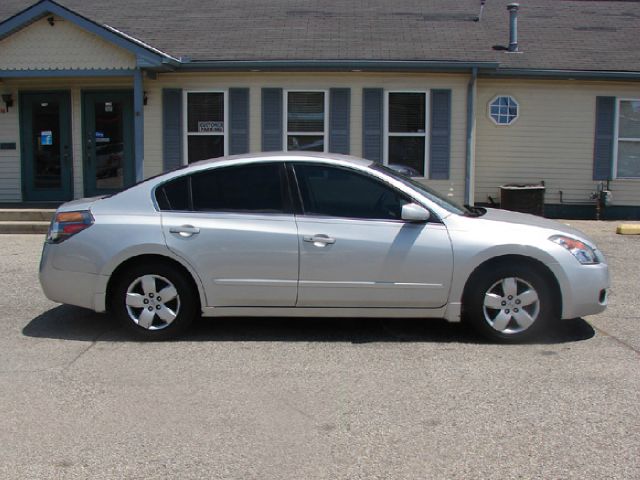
[{"left": 507, "top": 3, "right": 519, "bottom": 52}]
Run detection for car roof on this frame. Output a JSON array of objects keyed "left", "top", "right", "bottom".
[
  {"left": 187, "top": 151, "right": 373, "bottom": 169},
  {"left": 153, "top": 152, "right": 374, "bottom": 183}
]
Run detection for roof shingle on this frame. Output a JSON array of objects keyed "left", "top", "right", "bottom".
[{"left": 1, "top": 0, "right": 639, "bottom": 72}]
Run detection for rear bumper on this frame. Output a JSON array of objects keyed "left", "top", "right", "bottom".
[{"left": 39, "top": 242, "right": 108, "bottom": 311}]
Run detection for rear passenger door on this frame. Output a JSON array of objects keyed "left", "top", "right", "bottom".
[{"left": 158, "top": 162, "right": 300, "bottom": 307}]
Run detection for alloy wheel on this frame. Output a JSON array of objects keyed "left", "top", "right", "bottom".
[
  {"left": 125, "top": 274, "right": 181, "bottom": 330},
  {"left": 482, "top": 276, "right": 540, "bottom": 334}
]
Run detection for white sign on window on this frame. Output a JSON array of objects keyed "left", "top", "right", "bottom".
[{"left": 198, "top": 121, "right": 224, "bottom": 133}]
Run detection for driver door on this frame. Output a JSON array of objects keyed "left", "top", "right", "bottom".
[{"left": 291, "top": 163, "right": 453, "bottom": 308}]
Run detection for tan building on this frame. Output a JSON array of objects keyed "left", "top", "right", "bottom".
[{"left": 0, "top": 0, "right": 638, "bottom": 218}]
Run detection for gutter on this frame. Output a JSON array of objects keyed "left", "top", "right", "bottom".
[
  {"left": 465, "top": 67, "right": 478, "bottom": 205},
  {"left": 175, "top": 60, "right": 500, "bottom": 72},
  {"left": 167, "top": 60, "right": 640, "bottom": 81},
  {"left": 483, "top": 69, "right": 640, "bottom": 81}
]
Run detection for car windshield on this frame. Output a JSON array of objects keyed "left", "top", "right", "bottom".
[{"left": 372, "top": 164, "right": 470, "bottom": 216}]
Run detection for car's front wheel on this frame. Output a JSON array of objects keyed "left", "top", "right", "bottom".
[
  {"left": 464, "top": 264, "right": 555, "bottom": 343},
  {"left": 112, "top": 263, "right": 198, "bottom": 340}
]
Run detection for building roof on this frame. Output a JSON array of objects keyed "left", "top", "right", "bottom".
[{"left": 1, "top": 0, "right": 640, "bottom": 74}]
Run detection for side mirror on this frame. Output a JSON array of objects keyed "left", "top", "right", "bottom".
[{"left": 401, "top": 203, "right": 430, "bottom": 222}]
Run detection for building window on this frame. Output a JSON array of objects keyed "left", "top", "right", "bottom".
[
  {"left": 489, "top": 95, "right": 519, "bottom": 125},
  {"left": 386, "top": 92, "right": 428, "bottom": 176},
  {"left": 616, "top": 99, "right": 640, "bottom": 178},
  {"left": 185, "top": 91, "right": 226, "bottom": 164},
  {"left": 285, "top": 91, "right": 327, "bottom": 152}
]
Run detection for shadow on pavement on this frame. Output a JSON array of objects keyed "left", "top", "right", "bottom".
[{"left": 23, "top": 304, "right": 596, "bottom": 345}]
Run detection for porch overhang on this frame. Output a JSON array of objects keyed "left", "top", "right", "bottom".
[
  {"left": 0, "top": 68, "right": 136, "bottom": 78},
  {"left": 0, "top": 0, "right": 178, "bottom": 70}
]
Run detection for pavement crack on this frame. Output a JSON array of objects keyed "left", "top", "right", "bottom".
[
  {"left": 267, "top": 392, "right": 317, "bottom": 422},
  {"left": 592, "top": 324, "right": 640, "bottom": 357},
  {"left": 62, "top": 328, "right": 113, "bottom": 372}
]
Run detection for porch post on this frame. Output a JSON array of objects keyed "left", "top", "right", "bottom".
[{"left": 133, "top": 67, "right": 144, "bottom": 182}]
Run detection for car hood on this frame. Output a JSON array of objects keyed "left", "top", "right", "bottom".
[{"left": 476, "top": 208, "right": 597, "bottom": 246}]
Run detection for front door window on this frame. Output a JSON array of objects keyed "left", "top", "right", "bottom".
[
  {"left": 33, "top": 100, "right": 62, "bottom": 189},
  {"left": 20, "top": 92, "right": 73, "bottom": 201},
  {"left": 83, "top": 91, "right": 134, "bottom": 196},
  {"left": 94, "top": 100, "right": 125, "bottom": 190}
]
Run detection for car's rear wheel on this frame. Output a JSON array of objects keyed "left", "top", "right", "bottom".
[
  {"left": 112, "top": 263, "right": 198, "bottom": 340},
  {"left": 464, "top": 264, "right": 555, "bottom": 343}
]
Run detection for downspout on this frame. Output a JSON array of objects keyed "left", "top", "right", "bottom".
[
  {"left": 465, "top": 67, "right": 478, "bottom": 205},
  {"left": 133, "top": 67, "right": 144, "bottom": 182}
]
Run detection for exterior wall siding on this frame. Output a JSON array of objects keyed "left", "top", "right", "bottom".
[
  {"left": 6, "top": 73, "right": 637, "bottom": 210},
  {"left": 475, "top": 79, "right": 640, "bottom": 207},
  {"left": 0, "top": 15, "right": 135, "bottom": 71},
  {"left": 147, "top": 72, "right": 469, "bottom": 203},
  {"left": 0, "top": 94, "right": 21, "bottom": 202}
]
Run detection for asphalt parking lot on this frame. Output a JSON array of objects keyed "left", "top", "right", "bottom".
[{"left": 0, "top": 221, "right": 638, "bottom": 479}]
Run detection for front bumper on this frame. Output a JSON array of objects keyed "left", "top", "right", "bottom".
[{"left": 549, "top": 260, "right": 610, "bottom": 319}]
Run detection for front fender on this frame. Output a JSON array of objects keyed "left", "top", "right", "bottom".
[{"left": 445, "top": 243, "right": 563, "bottom": 321}]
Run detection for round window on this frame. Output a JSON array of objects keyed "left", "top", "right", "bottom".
[{"left": 489, "top": 96, "right": 519, "bottom": 125}]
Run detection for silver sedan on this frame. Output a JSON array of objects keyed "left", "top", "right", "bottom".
[{"left": 39, "top": 153, "right": 609, "bottom": 342}]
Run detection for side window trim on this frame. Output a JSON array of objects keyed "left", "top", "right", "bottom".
[
  {"left": 284, "top": 162, "right": 304, "bottom": 215},
  {"left": 186, "top": 175, "right": 194, "bottom": 211},
  {"left": 161, "top": 187, "right": 172, "bottom": 210},
  {"left": 278, "top": 162, "right": 295, "bottom": 215}
]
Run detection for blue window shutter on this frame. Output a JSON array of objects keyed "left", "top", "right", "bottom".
[
  {"left": 362, "top": 88, "right": 383, "bottom": 162},
  {"left": 162, "top": 88, "right": 183, "bottom": 171},
  {"left": 262, "top": 88, "right": 283, "bottom": 151},
  {"left": 430, "top": 89, "right": 451, "bottom": 180},
  {"left": 593, "top": 96, "right": 615, "bottom": 181},
  {"left": 329, "top": 88, "right": 350, "bottom": 154},
  {"left": 229, "top": 88, "right": 249, "bottom": 155}
]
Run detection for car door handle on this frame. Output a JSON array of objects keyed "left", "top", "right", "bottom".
[
  {"left": 303, "top": 234, "right": 336, "bottom": 247},
  {"left": 169, "top": 225, "right": 200, "bottom": 238}
]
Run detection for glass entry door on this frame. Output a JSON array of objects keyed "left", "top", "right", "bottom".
[
  {"left": 20, "top": 92, "right": 73, "bottom": 201},
  {"left": 83, "top": 91, "right": 134, "bottom": 196}
]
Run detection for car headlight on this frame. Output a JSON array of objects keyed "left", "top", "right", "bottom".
[{"left": 549, "top": 235, "right": 599, "bottom": 265}]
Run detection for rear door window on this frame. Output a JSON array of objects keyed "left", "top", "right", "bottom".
[
  {"left": 191, "top": 162, "right": 289, "bottom": 213},
  {"left": 156, "top": 162, "right": 290, "bottom": 213}
]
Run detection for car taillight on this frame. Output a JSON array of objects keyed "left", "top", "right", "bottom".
[{"left": 47, "top": 210, "right": 94, "bottom": 243}]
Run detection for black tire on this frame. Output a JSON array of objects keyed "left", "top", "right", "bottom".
[
  {"left": 111, "top": 262, "right": 198, "bottom": 340},
  {"left": 463, "top": 263, "right": 556, "bottom": 343}
]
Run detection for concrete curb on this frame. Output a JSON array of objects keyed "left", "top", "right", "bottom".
[
  {"left": 0, "top": 221, "right": 50, "bottom": 234},
  {"left": 616, "top": 224, "right": 640, "bottom": 235},
  {"left": 0, "top": 209, "right": 55, "bottom": 222}
]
